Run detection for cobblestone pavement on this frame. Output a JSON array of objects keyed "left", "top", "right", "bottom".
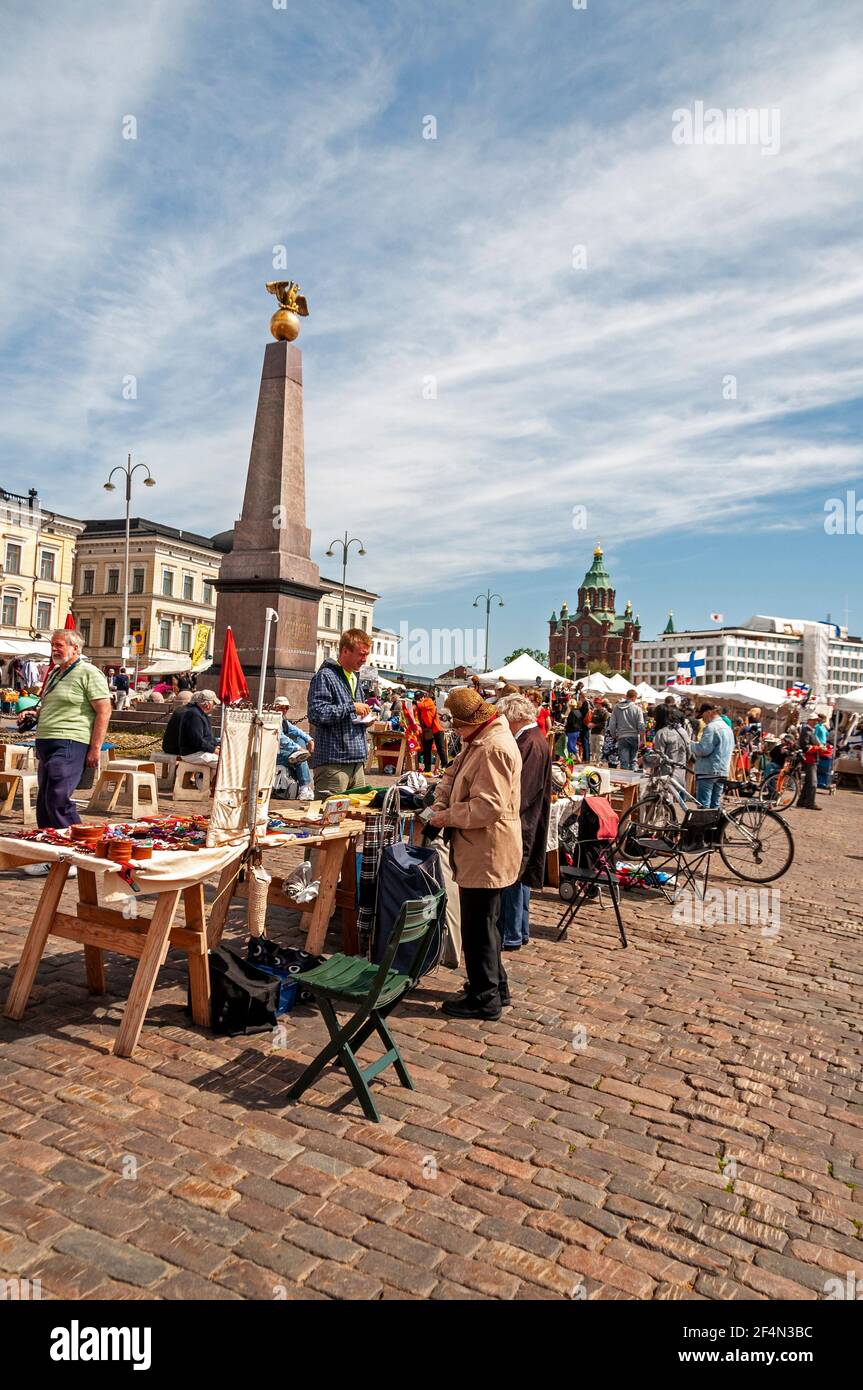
[{"left": 1, "top": 789, "right": 861, "bottom": 1301}]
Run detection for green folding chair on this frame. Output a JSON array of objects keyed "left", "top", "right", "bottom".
[{"left": 286, "top": 889, "right": 445, "bottom": 1123}]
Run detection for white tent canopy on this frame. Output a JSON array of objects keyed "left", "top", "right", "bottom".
[
  {"left": 605, "top": 674, "right": 632, "bottom": 695},
  {"left": 581, "top": 672, "right": 613, "bottom": 693},
  {"left": 634, "top": 681, "right": 663, "bottom": 702},
  {"left": 694, "top": 679, "right": 788, "bottom": 709},
  {"left": 0, "top": 638, "right": 52, "bottom": 660},
  {"left": 835, "top": 686, "right": 863, "bottom": 712},
  {"left": 477, "top": 652, "right": 559, "bottom": 687},
  {"left": 140, "top": 656, "right": 212, "bottom": 677}
]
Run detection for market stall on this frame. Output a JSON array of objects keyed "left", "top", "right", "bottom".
[{"left": 0, "top": 827, "right": 245, "bottom": 1057}]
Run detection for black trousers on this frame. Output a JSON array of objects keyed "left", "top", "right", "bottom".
[
  {"left": 459, "top": 886, "right": 508, "bottom": 1008},
  {"left": 798, "top": 760, "right": 818, "bottom": 808},
  {"left": 420, "top": 732, "right": 448, "bottom": 771}
]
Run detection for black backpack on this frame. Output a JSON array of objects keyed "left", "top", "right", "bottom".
[{"left": 201, "top": 946, "right": 281, "bottom": 1036}]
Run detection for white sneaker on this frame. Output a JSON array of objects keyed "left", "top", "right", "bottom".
[
  {"left": 68, "top": 866, "right": 78, "bottom": 879},
  {"left": 298, "top": 786, "right": 314, "bottom": 800},
  {"left": 23, "top": 862, "right": 50, "bottom": 876}
]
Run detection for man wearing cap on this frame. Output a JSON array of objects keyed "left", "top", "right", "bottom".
[
  {"left": 274, "top": 696, "right": 315, "bottom": 801},
  {"left": 797, "top": 712, "right": 822, "bottom": 811},
  {"left": 690, "top": 703, "right": 734, "bottom": 808},
  {"left": 307, "top": 628, "right": 372, "bottom": 797},
  {"left": 428, "top": 687, "right": 522, "bottom": 1020}
]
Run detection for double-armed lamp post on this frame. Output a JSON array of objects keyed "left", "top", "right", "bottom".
[
  {"left": 474, "top": 589, "right": 504, "bottom": 671},
  {"left": 325, "top": 531, "right": 367, "bottom": 632},
  {"left": 103, "top": 453, "right": 156, "bottom": 662}
]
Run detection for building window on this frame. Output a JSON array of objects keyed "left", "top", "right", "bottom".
[
  {"left": 128, "top": 616, "right": 141, "bottom": 641},
  {"left": 159, "top": 618, "right": 172, "bottom": 648},
  {"left": 106, "top": 568, "right": 119, "bottom": 594},
  {"left": 182, "top": 574, "right": 194, "bottom": 601},
  {"left": 82, "top": 568, "right": 95, "bottom": 595},
  {"left": 4, "top": 543, "right": 22, "bottom": 576},
  {"left": 78, "top": 619, "right": 91, "bottom": 647},
  {"left": 2, "top": 593, "right": 19, "bottom": 626},
  {"left": 203, "top": 582, "right": 214, "bottom": 606},
  {"left": 162, "top": 569, "right": 174, "bottom": 597},
  {"left": 132, "top": 568, "right": 145, "bottom": 594},
  {"left": 180, "top": 623, "right": 192, "bottom": 653},
  {"left": 39, "top": 551, "right": 56, "bottom": 581},
  {"left": 323, "top": 606, "right": 332, "bottom": 628},
  {"left": 349, "top": 611, "right": 357, "bottom": 629},
  {"left": 103, "top": 617, "right": 116, "bottom": 648},
  {"left": 35, "top": 600, "right": 52, "bottom": 631},
  {"left": 360, "top": 613, "right": 368, "bottom": 632}
]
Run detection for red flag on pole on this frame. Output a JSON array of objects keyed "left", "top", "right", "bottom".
[
  {"left": 218, "top": 626, "right": 249, "bottom": 705},
  {"left": 64, "top": 611, "right": 76, "bottom": 629}
]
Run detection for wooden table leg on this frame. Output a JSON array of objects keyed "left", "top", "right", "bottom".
[
  {"left": 113, "top": 888, "right": 181, "bottom": 1057},
  {"left": 304, "top": 838, "right": 345, "bottom": 956},
  {"left": 337, "top": 836, "right": 360, "bottom": 956},
  {"left": 206, "top": 858, "right": 242, "bottom": 950},
  {"left": 3, "top": 862, "right": 71, "bottom": 1020},
  {"left": 183, "top": 884, "right": 211, "bottom": 1028},
  {"left": 77, "top": 868, "right": 107, "bottom": 994}
]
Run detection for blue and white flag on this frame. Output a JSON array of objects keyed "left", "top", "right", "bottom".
[{"left": 676, "top": 649, "right": 706, "bottom": 681}]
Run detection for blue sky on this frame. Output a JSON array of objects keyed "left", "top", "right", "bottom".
[{"left": 1, "top": 0, "right": 861, "bottom": 670}]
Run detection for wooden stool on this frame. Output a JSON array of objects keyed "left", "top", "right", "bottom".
[
  {"left": 1, "top": 744, "right": 36, "bottom": 773},
  {"left": 0, "top": 771, "right": 38, "bottom": 826},
  {"left": 88, "top": 764, "right": 159, "bottom": 818},
  {"left": 172, "top": 760, "right": 216, "bottom": 803}
]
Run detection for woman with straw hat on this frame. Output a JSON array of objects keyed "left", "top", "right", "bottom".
[{"left": 428, "top": 687, "right": 522, "bottom": 1020}]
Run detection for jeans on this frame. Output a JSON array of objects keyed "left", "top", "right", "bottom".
[
  {"left": 34, "top": 738, "right": 89, "bottom": 828},
  {"left": 617, "top": 736, "right": 639, "bottom": 770},
  {"left": 499, "top": 881, "right": 530, "bottom": 947},
  {"left": 816, "top": 757, "right": 833, "bottom": 790},
  {"left": 566, "top": 732, "right": 580, "bottom": 756},
  {"left": 459, "top": 886, "right": 507, "bottom": 1010},
  {"left": 279, "top": 737, "right": 311, "bottom": 786},
  {"left": 579, "top": 728, "right": 591, "bottom": 761},
  {"left": 696, "top": 776, "right": 723, "bottom": 809}
]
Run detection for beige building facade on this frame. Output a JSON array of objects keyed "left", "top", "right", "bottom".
[
  {"left": 0, "top": 487, "right": 83, "bottom": 649},
  {"left": 72, "top": 518, "right": 221, "bottom": 671}
]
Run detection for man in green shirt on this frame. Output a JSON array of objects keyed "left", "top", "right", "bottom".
[{"left": 20, "top": 629, "right": 111, "bottom": 877}]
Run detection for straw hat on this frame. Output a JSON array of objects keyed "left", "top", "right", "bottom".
[{"left": 446, "top": 686, "right": 497, "bottom": 725}]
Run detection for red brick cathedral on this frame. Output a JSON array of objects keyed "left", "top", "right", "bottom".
[{"left": 547, "top": 545, "right": 640, "bottom": 678}]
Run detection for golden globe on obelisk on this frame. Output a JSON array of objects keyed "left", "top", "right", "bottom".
[{"left": 212, "top": 279, "right": 325, "bottom": 712}]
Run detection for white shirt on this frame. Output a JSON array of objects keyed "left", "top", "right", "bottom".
[{"left": 515, "top": 721, "right": 538, "bottom": 740}]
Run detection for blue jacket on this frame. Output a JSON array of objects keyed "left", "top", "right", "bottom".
[
  {"left": 691, "top": 717, "right": 734, "bottom": 777},
  {"left": 307, "top": 659, "right": 368, "bottom": 768}
]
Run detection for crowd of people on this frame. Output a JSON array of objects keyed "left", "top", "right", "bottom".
[{"left": 4, "top": 625, "right": 848, "bottom": 1021}]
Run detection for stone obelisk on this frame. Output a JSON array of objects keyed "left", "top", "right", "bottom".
[{"left": 213, "top": 281, "right": 325, "bottom": 712}]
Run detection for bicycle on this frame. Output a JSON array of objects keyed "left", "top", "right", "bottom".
[
  {"left": 759, "top": 748, "right": 805, "bottom": 811},
  {"left": 617, "top": 753, "right": 794, "bottom": 884}
]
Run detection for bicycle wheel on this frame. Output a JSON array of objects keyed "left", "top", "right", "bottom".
[
  {"left": 719, "top": 803, "right": 794, "bottom": 882},
  {"left": 617, "top": 794, "right": 680, "bottom": 855},
  {"left": 759, "top": 771, "right": 798, "bottom": 811}
]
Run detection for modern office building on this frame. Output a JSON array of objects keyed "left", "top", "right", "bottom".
[{"left": 633, "top": 613, "right": 863, "bottom": 698}]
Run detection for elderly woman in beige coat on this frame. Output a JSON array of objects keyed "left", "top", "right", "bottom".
[{"left": 428, "top": 686, "right": 522, "bottom": 1020}]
